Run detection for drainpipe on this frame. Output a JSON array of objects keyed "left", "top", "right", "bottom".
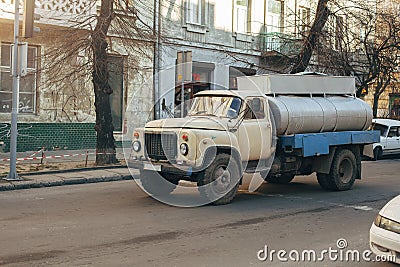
[
  {"left": 294, "top": 0, "right": 297, "bottom": 36},
  {"left": 153, "top": 0, "right": 162, "bottom": 120}
]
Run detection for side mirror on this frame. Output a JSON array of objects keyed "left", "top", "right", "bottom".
[{"left": 227, "top": 108, "right": 238, "bottom": 119}]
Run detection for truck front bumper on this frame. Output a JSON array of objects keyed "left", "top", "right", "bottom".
[{"left": 127, "top": 159, "right": 195, "bottom": 176}]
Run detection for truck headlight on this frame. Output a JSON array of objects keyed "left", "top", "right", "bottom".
[
  {"left": 180, "top": 143, "right": 188, "bottom": 155},
  {"left": 132, "top": 141, "right": 141, "bottom": 152}
]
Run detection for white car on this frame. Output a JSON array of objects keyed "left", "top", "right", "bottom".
[
  {"left": 370, "top": 195, "right": 400, "bottom": 264},
  {"left": 371, "top": 119, "right": 400, "bottom": 160}
]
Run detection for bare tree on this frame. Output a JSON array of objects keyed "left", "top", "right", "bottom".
[
  {"left": 41, "top": 0, "right": 156, "bottom": 164},
  {"left": 92, "top": 0, "right": 116, "bottom": 164},
  {"left": 314, "top": 0, "right": 400, "bottom": 117},
  {"left": 290, "top": 0, "right": 330, "bottom": 74},
  {"left": 225, "top": 0, "right": 332, "bottom": 74}
]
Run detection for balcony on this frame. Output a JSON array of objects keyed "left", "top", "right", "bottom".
[
  {"left": 260, "top": 32, "right": 303, "bottom": 58},
  {"left": 0, "top": 0, "right": 97, "bottom": 27}
]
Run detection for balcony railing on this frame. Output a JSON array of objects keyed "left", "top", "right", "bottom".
[
  {"left": 260, "top": 32, "right": 303, "bottom": 57},
  {"left": 0, "top": 0, "right": 97, "bottom": 26}
]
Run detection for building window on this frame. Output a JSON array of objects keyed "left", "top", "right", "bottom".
[
  {"left": 389, "top": 93, "right": 400, "bottom": 119},
  {"left": 266, "top": 0, "right": 284, "bottom": 33},
  {"left": 235, "top": 0, "right": 251, "bottom": 33},
  {"left": 186, "top": 0, "right": 206, "bottom": 25},
  {"left": 108, "top": 55, "right": 124, "bottom": 132},
  {"left": 174, "top": 61, "right": 214, "bottom": 117},
  {"left": 0, "top": 43, "right": 38, "bottom": 113},
  {"left": 297, "top": 6, "right": 310, "bottom": 35}
]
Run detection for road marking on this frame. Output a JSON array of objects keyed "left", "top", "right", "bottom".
[
  {"left": 244, "top": 193, "right": 378, "bottom": 212},
  {"left": 346, "top": 205, "right": 373, "bottom": 211}
]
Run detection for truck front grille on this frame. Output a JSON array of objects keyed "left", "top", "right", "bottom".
[{"left": 145, "top": 133, "right": 177, "bottom": 160}]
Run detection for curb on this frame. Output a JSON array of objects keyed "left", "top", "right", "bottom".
[
  {"left": 0, "top": 165, "right": 129, "bottom": 179},
  {"left": 0, "top": 174, "right": 139, "bottom": 192}
]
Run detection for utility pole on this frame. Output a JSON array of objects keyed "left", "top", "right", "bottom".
[
  {"left": 6, "top": 0, "right": 22, "bottom": 181},
  {"left": 7, "top": 0, "right": 36, "bottom": 180}
]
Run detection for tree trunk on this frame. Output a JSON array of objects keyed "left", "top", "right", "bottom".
[
  {"left": 372, "top": 94, "right": 379, "bottom": 118},
  {"left": 290, "top": 0, "right": 330, "bottom": 74},
  {"left": 92, "top": 0, "right": 117, "bottom": 165}
]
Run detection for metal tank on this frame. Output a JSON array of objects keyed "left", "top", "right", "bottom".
[{"left": 267, "top": 95, "right": 373, "bottom": 135}]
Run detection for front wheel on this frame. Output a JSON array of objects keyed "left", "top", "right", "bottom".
[
  {"left": 197, "top": 153, "right": 241, "bottom": 205},
  {"left": 263, "top": 173, "right": 295, "bottom": 184}
]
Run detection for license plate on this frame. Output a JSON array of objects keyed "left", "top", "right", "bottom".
[{"left": 143, "top": 163, "right": 161, "bottom": 171}]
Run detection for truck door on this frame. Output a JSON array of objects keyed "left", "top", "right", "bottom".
[{"left": 237, "top": 97, "right": 273, "bottom": 161}]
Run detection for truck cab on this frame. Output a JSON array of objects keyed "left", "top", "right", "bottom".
[{"left": 130, "top": 90, "right": 275, "bottom": 205}]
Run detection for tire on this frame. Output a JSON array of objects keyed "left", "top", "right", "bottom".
[
  {"left": 139, "top": 170, "right": 178, "bottom": 197},
  {"left": 197, "top": 153, "right": 241, "bottom": 205},
  {"left": 264, "top": 173, "right": 295, "bottom": 184},
  {"left": 317, "top": 173, "right": 334, "bottom": 190},
  {"left": 373, "top": 147, "right": 382, "bottom": 161},
  {"left": 318, "top": 149, "right": 357, "bottom": 191}
]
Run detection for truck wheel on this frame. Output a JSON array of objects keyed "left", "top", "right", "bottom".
[
  {"left": 316, "top": 173, "right": 334, "bottom": 190},
  {"left": 318, "top": 149, "right": 357, "bottom": 191},
  {"left": 140, "top": 170, "right": 178, "bottom": 197},
  {"left": 197, "top": 153, "right": 240, "bottom": 205},
  {"left": 264, "top": 173, "right": 295, "bottom": 184},
  {"left": 373, "top": 147, "right": 382, "bottom": 161}
]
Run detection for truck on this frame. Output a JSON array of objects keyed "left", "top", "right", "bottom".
[{"left": 130, "top": 74, "right": 380, "bottom": 205}]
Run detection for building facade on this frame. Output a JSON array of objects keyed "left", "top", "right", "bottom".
[
  {"left": 154, "top": 0, "right": 314, "bottom": 119},
  {"left": 0, "top": 0, "right": 154, "bottom": 152},
  {"left": 4, "top": 0, "right": 392, "bottom": 152}
]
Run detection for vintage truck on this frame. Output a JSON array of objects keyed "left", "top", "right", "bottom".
[{"left": 130, "top": 74, "right": 380, "bottom": 205}]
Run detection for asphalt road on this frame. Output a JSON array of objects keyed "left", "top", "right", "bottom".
[{"left": 0, "top": 159, "right": 399, "bottom": 266}]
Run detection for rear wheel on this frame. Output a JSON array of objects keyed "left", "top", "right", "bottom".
[
  {"left": 197, "top": 153, "right": 240, "bottom": 205},
  {"left": 317, "top": 149, "right": 357, "bottom": 191}
]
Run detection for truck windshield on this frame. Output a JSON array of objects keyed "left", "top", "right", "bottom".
[{"left": 188, "top": 96, "right": 242, "bottom": 118}]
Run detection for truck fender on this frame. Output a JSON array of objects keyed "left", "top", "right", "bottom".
[
  {"left": 349, "top": 145, "right": 362, "bottom": 180},
  {"left": 312, "top": 146, "right": 361, "bottom": 179},
  {"left": 201, "top": 146, "right": 243, "bottom": 184}
]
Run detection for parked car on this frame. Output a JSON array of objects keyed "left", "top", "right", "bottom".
[
  {"left": 370, "top": 119, "right": 400, "bottom": 160},
  {"left": 370, "top": 195, "right": 400, "bottom": 264}
]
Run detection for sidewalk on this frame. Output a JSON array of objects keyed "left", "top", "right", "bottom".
[{"left": 0, "top": 166, "right": 138, "bottom": 191}]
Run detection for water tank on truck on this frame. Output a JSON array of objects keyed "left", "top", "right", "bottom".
[{"left": 237, "top": 74, "right": 373, "bottom": 135}]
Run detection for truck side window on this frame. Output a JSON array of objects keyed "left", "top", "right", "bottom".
[{"left": 244, "top": 98, "right": 265, "bottom": 120}]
